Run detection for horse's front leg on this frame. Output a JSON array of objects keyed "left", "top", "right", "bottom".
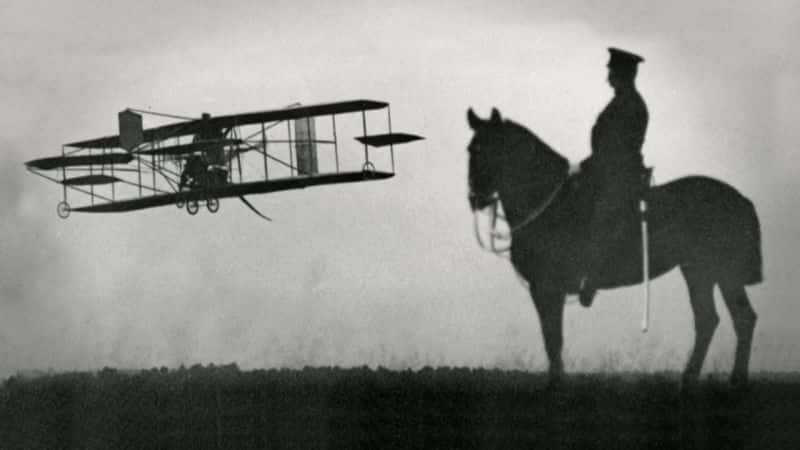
[{"left": 530, "top": 285, "right": 567, "bottom": 386}]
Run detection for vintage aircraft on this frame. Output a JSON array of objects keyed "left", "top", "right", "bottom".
[{"left": 25, "top": 100, "right": 423, "bottom": 219}]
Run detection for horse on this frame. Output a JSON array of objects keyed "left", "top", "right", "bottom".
[{"left": 466, "top": 107, "right": 762, "bottom": 388}]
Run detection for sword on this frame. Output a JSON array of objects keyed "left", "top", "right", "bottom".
[{"left": 641, "top": 198, "right": 650, "bottom": 332}]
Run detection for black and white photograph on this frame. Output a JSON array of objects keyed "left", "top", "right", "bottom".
[{"left": 1, "top": 1, "right": 798, "bottom": 448}]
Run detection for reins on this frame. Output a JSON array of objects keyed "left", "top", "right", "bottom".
[
  {"left": 472, "top": 180, "right": 565, "bottom": 254},
  {"left": 472, "top": 180, "right": 579, "bottom": 305},
  {"left": 468, "top": 118, "right": 655, "bottom": 313},
  {"left": 506, "top": 179, "right": 565, "bottom": 236},
  {"left": 471, "top": 126, "right": 567, "bottom": 256},
  {"left": 468, "top": 120, "right": 581, "bottom": 304}
]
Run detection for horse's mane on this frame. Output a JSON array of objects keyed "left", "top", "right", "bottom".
[{"left": 502, "top": 119, "right": 570, "bottom": 175}]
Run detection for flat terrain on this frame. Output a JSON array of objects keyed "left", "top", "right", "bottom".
[{"left": 1, "top": 366, "right": 798, "bottom": 449}]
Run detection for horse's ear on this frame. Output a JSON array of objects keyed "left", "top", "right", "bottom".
[
  {"left": 467, "top": 108, "right": 483, "bottom": 130},
  {"left": 490, "top": 108, "right": 502, "bottom": 124}
]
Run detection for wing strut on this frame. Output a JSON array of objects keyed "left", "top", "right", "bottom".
[{"left": 238, "top": 196, "right": 272, "bottom": 221}]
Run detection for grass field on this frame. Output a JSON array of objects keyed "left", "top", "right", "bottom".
[{"left": 1, "top": 366, "right": 798, "bottom": 449}]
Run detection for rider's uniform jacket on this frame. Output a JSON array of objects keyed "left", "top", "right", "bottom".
[
  {"left": 583, "top": 86, "right": 649, "bottom": 226},
  {"left": 590, "top": 87, "right": 648, "bottom": 170}
]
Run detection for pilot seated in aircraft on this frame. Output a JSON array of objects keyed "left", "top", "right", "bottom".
[
  {"left": 196, "top": 112, "right": 228, "bottom": 187},
  {"left": 179, "top": 154, "right": 206, "bottom": 190},
  {"left": 179, "top": 113, "right": 229, "bottom": 191}
]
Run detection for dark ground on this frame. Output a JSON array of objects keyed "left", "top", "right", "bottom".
[{"left": 1, "top": 366, "right": 798, "bottom": 449}]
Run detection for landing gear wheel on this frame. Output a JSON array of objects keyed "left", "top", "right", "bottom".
[
  {"left": 187, "top": 199, "right": 200, "bottom": 215},
  {"left": 57, "top": 201, "right": 70, "bottom": 219},
  {"left": 362, "top": 161, "right": 376, "bottom": 178},
  {"left": 206, "top": 196, "right": 219, "bottom": 213},
  {"left": 176, "top": 195, "right": 186, "bottom": 209}
]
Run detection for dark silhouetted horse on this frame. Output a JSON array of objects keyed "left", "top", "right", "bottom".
[{"left": 466, "top": 108, "right": 762, "bottom": 387}]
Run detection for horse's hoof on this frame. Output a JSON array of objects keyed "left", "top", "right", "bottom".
[
  {"left": 729, "top": 374, "right": 750, "bottom": 392},
  {"left": 546, "top": 373, "right": 565, "bottom": 391},
  {"left": 679, "top": 377, "right": 700, "bottom": 397}
]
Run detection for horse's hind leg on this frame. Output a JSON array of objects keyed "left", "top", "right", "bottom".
[
  {"left": 681, "top": 268, "right": 719, "bottom": 386},
  {"left": 719, "top": 282, "right": 757, "bottom": 386}
]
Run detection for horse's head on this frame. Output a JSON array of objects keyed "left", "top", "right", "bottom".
[
  {"left": 466, "top": 107, "right": 507, "bottom": 211},
  {"left": 467, "top": 106, "right": 570, "bottom": 217}
]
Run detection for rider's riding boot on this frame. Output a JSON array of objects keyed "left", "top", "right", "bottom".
[
  {"left": 579, "top": 278, "right": 596, "bottom": 308},
  {"left": 579, "top": 242, "right": 601, "bottom": 308},
  {"left": 579, "top": 213, "right": 633, "bottom": 307}
]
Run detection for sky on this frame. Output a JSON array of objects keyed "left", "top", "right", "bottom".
[{"left": 1, "top": 0, "right": 799, "bottom": 378}]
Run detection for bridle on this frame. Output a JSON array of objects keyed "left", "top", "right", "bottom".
[
  {"left": 469, "top": 132, "right": 566, "bottom": 255},
  {"left": 472, "top": 179, "right": 564, "bottom": 254},
  {"left": 467, "top": 120, "right": 580, "bottom": 306}
]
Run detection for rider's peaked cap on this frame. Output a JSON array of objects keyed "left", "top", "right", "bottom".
[{"left": 607, "top": 47, "right": 644, "bottom": 71}]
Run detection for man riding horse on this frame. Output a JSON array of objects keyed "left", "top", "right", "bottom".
[
  {"left": 465, "top": 48, "right": 761, "bottom": 388},
  {"left": 579, "top": 47, "right": 649, "bottom": 307}
]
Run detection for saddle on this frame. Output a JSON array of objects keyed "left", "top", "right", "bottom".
[{"left": 567, "top": 165, "right": 651, "bottom": 216}]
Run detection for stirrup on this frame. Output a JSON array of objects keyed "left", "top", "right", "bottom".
[
  {"left": 578, "top": 276, "right": 596, "bottom": 307},
  {"left": 642, "top": 167, "right": 653, "bottom": 184}
]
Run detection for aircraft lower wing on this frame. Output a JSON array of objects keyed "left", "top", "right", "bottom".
[{"left": 71, "top": 171, "right": 393, "bottom": 213}]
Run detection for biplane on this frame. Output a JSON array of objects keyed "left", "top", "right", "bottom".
[{"left": 25, "top": 99, "right": 423, "bottom": 219}]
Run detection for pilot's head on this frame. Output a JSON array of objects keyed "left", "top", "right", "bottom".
[{"left": 606, "top": 47, "right": 644, "bottom": 90}]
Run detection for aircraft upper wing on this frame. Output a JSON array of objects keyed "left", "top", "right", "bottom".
[
  {"left": 25, "top": 153, "right": 134, "bottom": 170},
  {"left": 136, "top": 139, "right": 243, "bottom": 156},
  {"left": 65, "top": 99, "right": 390, "bottom": 149}
]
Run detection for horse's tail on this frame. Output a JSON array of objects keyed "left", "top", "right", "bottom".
[
  {"left": 672, "top": 176, "right": 764, "bottom": 286},
  {"left": 719, "top": 191, "right": 763, "bottom": 286},
  {"left": 740, "top": 197, "right": 763, "bottom": 285}
]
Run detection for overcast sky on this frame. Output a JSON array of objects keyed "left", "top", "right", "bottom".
[{"left": 1, "top": 0, "right": 798, "bottom": 378}]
